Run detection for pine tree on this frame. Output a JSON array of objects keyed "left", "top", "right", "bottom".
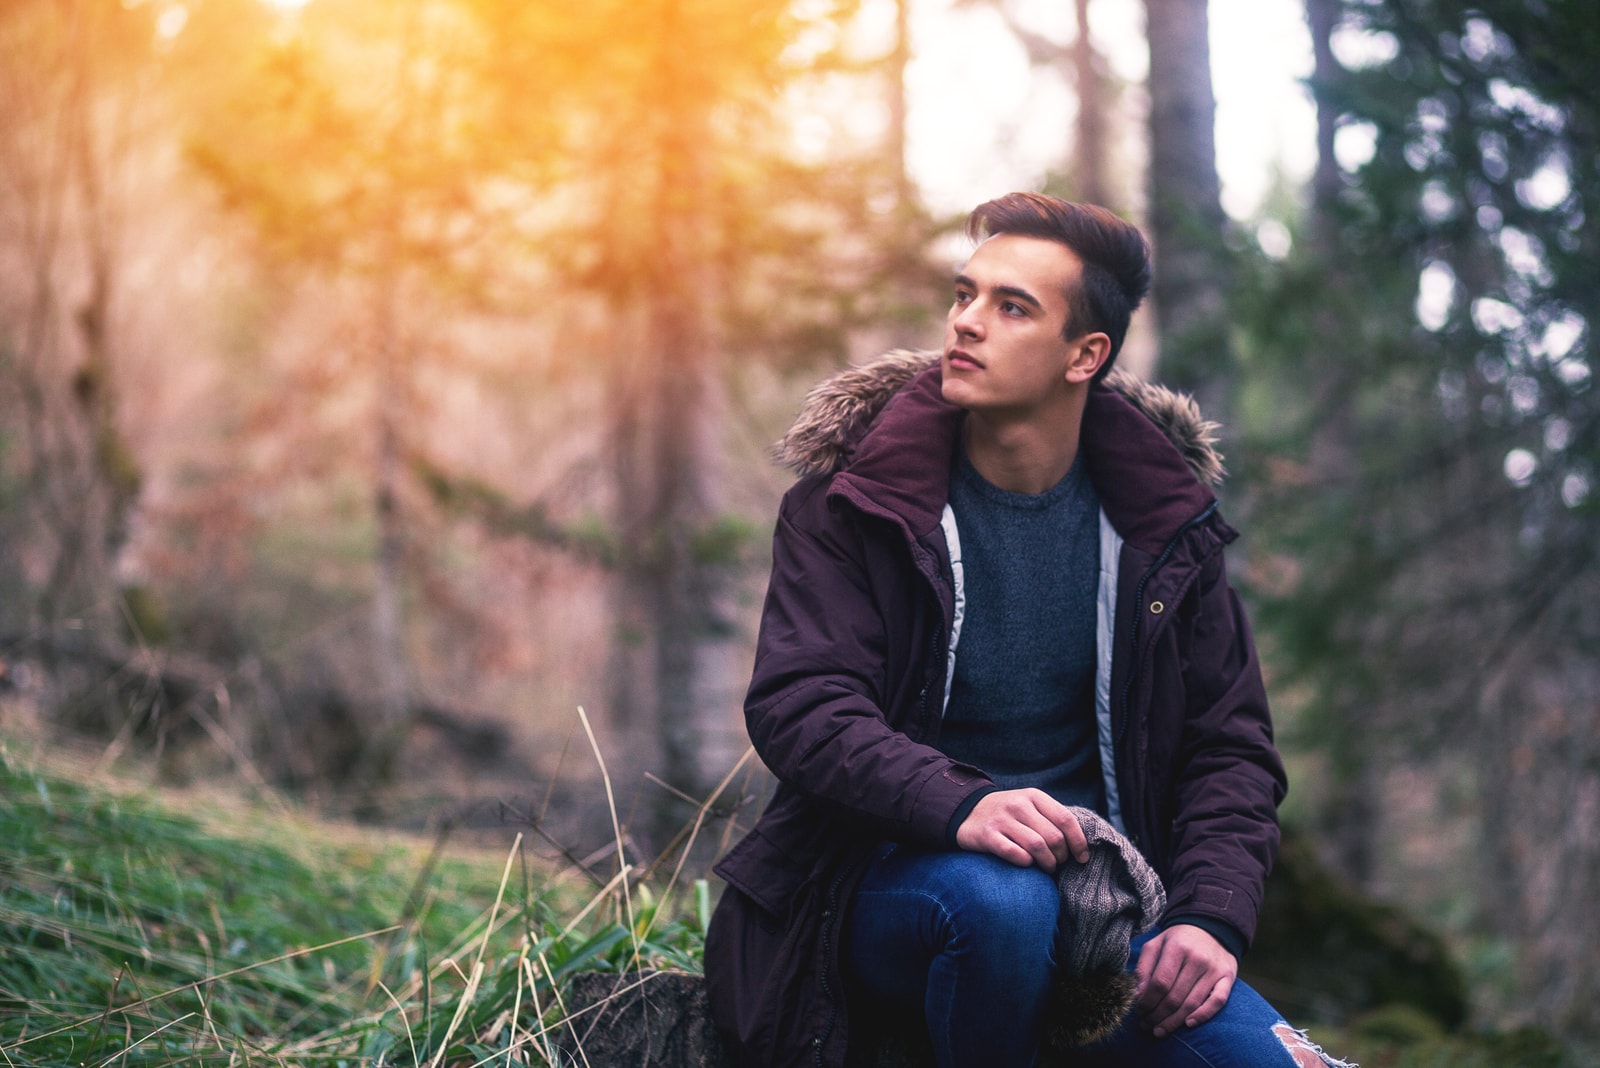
[{"left": 1237, "top": 0, "right": 1600, "bottom": 1037}]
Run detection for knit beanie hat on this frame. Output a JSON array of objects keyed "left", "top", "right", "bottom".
[{"left": 1043, "top": 806, "right": 1166, "bottom": 1053}]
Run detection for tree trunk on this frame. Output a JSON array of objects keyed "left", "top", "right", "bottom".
[
  {"left": 1305, "top": 0, "right": 1342, "bottom": 250},
  {"left": 1299, "top": 0, "right": 1376, "bottom": 885},
  {"left": 606, "top": 0, "right": 745, "bottom": 854},
  {"left": 888, "top": 0, "right": 912, "bottom": 210},
  {"left": 362, "top": 260, "right": 412, "bottom": 785},
  {"left": 1142, "top": 0, "right": 1229, "bottom": 415},
  {"left": 9, "top": 0, "right": 141, "bottom": 643},
  {"left": 1073, "top": 0, "right": 1111, "bottom": 207},
  {"left": 608, "top": 325, "right": 739, "bottom": 851}
]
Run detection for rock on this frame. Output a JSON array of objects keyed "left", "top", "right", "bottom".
[{"left": 1242, "top": 830, "right": 1469, "bottom": 1029}]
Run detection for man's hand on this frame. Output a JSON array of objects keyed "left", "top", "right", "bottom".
[
  {"left": 954, "top": 788, "right": 1089, "bottom": 872},
  {"left": 1133, "top": 924, "right": 1237, "bottom": 1038}
]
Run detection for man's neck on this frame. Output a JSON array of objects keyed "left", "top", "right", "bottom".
[{"left": 961, "top": 394, "right": 1088, "bottom": 495}]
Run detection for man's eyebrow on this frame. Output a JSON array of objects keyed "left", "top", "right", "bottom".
[
  {"left": 993, "top": 284, "right": 1043, "bottom": 310},
  {"left": 953, "top": 272, "right": 1044, "bottom": 312}
]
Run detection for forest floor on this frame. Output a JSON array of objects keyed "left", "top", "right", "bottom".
[
  {"left": 0, "top": 727, "right": 1593, "bottom": 1067},
  {"left": 0, "top": 732, "right": 711, "bottom": 1066}
]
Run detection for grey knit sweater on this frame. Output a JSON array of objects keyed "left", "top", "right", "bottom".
[{"left": 939, "top": 447, "right": 1104, "bottom": 812}]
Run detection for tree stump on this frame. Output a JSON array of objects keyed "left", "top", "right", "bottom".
[
  {"left": 552, "top": 972, "right": 1087, "bottom": 1068},
  {"left": 555, "top": 971, "right": 729, "bottom": 1068}
]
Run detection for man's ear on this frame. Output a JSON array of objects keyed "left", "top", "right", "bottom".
[{"left": 1063, "top": 333, "right": 1112, "bottom": 384}]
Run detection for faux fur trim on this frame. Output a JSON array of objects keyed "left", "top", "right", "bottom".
[
  {"left": 775, "top": 350, "right": 1225, "bottom": 486},
  {"left": 1040, "top": 968, "right": 1140, "bottom": 1055},
  {"left": 775, "top": 349, "right": 935, "bottom": 478},
  {"left": 1102, "top": 366, "right": 1225, "bottom": 487}
]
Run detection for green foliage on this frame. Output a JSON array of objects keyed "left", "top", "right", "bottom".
[
  {"left": 690, "top": 514, "right": 764, "bottom": 568},
  {"left": 0, "top": 745, "right": 427, "bottom": 1063},
  {"left": 0, "top": 741, "right": 709, "bottom": 1065},
  {"left": 1238, "top": 0, "right": 1600, "bottom": 741},
  {"left": 1326, "top": 1013, "right": 1589, "bottom": 1068},
  {"left": 118, "top": 585, "right": 172, "bottom": 647},
  {"left": 412, "top": 453, "right": 619, "bottom": 567},
  {"left": 1230, "top": 0, "right": 1600, "bottom": 1040}
]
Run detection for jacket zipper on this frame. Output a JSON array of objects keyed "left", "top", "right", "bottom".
[
  {"left": 914, "top": 621, "right": 943, "bottom": 739},
  {"left": 812, "top": 555, "right": 946, "bottom": 1067},
  {"left": 810, "top": 500, "right": 950, "bottom": 1066},
  {"left": 1115, "top": 500, "right": 1220, "bottom": 748},
  {"left": 813, "top": 865, "right": 852, "bottom": 1067}
]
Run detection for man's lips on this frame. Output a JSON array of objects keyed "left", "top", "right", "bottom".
[{"left": 946, "top": 348, "right": 984, "bottom": 370}]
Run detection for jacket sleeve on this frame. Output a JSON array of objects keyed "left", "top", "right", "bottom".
[
  {"left": 1160, "top": 548, "right": 1287, "bottom": 950},
  {"left": 743, "top": 486, "right": 992, "bottom": 848}
]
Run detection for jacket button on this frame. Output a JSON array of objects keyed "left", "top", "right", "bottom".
[{"left": 1149, "top": 601, "right": 1165, "bottom": 615}]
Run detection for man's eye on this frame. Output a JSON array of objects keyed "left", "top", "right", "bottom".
[
  {"left": 1001, "top": 301, "right": 1024, "bottom": 315},
  {"left": 953, "top": 290, "right": 973, "bottom": 304}
]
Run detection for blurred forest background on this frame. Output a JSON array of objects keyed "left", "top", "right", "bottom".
[{"left": 2, "top": 0, "right": 1596, "bottom": 1052}]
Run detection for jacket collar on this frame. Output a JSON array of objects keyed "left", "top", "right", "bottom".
[
  {"left": 1081, "top": 381, "right": 1218, "bottom": 555},
  {"left": 786, "top": 352, "right": 1220, "bottom": 556}
]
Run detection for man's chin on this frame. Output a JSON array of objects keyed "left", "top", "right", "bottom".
[{"left": 940, "top": 376, "right": 981, "bottom": 411}]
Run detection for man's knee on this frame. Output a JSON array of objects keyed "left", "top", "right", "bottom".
[
  {"left": 939, "top": 856, "right": 1059, "bottom": 952},
  {"left": 1270, "top": 1022, "right": 1354, "bottom": 1068}
]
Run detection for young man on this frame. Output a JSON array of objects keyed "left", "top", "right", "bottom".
[{"left": 705, "top": 194, "right": 1328, "bottom": 1067}]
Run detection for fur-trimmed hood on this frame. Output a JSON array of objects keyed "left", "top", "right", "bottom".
[{"left": 776, "top": 349, "right": 1224, "bottom": 488}]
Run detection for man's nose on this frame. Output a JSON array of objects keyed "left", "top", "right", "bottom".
[{"left": 952, "top": 303, "right": 985, "bottom": 340}]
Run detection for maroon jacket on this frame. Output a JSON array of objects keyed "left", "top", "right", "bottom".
[{"left": 705, "top": 354, "right": 1286, "bottom": 1068}]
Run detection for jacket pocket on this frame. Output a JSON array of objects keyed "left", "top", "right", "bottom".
[{"left": 712, "top": 828, "right": 812, "bottom": 920}]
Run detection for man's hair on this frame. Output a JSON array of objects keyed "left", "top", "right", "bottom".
[{"left": 966, "top": 192, "right": 1152, "bottom": 379}]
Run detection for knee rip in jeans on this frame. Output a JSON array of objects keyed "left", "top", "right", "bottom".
[{"left": 1271, "top": 1021, "right": 1357, "bottom": 1068}]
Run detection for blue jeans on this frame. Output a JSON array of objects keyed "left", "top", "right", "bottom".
[{"left": 842, "top": 844, "right": 1342, "bottom": 1068}]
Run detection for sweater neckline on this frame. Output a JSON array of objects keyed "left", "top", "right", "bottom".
[{"left": 952, "top": 442, "right": 1088, "bottom": 510}]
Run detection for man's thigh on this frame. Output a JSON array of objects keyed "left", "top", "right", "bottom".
[{"left": 842, "top": 844, "right": 1059, "bottom": 1007}]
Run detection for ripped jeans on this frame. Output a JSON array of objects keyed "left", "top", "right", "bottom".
[{"left": 842, "top": 844, "right": 1346, "bottom": 1068}]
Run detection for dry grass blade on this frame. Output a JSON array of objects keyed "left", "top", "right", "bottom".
[
  {"left": 575, "top": 706, "right": 638, "bottom": 960},
  {"left": 420, "top": 831, "right": 523, "bottom": 1067},
  {"left": 426, "top": 959, "right": 484, "bottom": 1068},
  {"left": 540, "top": 948, "right": 593, "bottom": 1068},
  {"left": 377, "top": 980, "right": 421, "bottom": 1066},
  {"left": 3, "top": 926, "right": 402, "bottom": 1052},
  {"left": 94, "top": 1012, "right": 197, "bottom": 1067},
  {"left": 630, "top": 746, "right": 755, "bottom": 962}
]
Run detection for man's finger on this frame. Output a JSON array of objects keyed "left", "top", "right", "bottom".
[
  {"left": 1145, "top": 963, "right": 1200, "bottom": 1036},
  {"left": 1184, "top": 975, "right": 1233, "bottom": 1029},
  {"left": 1014, "top": 807, "right": 1070, "bottom": 868},
  {"left": 1009, "top": 824, "right": 1060, "bottom": 873},
  {"left": 1132, "top": 933, "right": 1164, "bottom": 1005},
  {"left": 1031, "top": 792, "right": 1091, "bottom": 863},
  {"left": 1148, "top": 964, "right": 1203, "bottom": 1036},
  {"left": 986, "top": 827, "right": 1036, "bottom": 868},
  {"left": 1061, "top": 809, "right": 1089, "bottom": 863}
]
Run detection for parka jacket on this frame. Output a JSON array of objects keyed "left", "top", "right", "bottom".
[{"left": 705, "top": 352, "right": 1287, "bottom": 1068}]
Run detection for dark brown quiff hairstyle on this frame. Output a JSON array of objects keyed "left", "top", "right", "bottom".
[{"left": 966, "top": 192, "right": 1152, "bottom": 380}]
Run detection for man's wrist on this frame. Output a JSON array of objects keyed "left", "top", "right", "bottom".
[
  {"left": 1163, "top": 916, "right": 1246, "bottom": 961},
  {"left": 944, "top": 785, "right": 998, "bottom": 847}
]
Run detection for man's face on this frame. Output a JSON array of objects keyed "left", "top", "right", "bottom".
[{"left": 941, "top": 233, "right": 1096, "bottom": 417}]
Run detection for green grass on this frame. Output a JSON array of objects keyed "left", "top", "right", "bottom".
[
  {"left": 0, "top": 740, "right": 711, "bottom": 1066},
  {"left": 8, "top": 735, "right": 1594, "bottom": 1068}
]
